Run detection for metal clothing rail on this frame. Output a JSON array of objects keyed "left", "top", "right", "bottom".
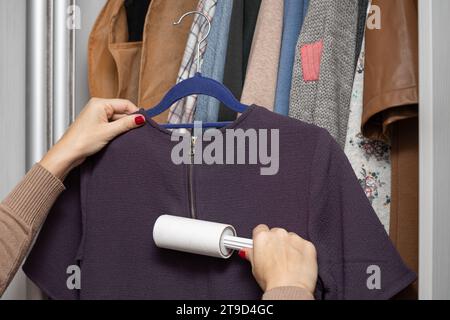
[{"left": 26, "top": 0, "right": 77, "bottom": 300}]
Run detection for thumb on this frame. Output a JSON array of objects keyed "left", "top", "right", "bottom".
[{"left": 106, "top": 114, "right": 145, "bottom": 139}]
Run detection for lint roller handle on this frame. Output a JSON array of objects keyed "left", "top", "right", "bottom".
[
  {"left": 222, "top": 235, "right": 253, "bottom": 250},
  {"left": 153, "top": 215, "right": 253, "bottom": 259}
]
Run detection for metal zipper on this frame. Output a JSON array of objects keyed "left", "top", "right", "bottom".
[{"left": 188, "top": 135, "right": 197, "bottom": 219}]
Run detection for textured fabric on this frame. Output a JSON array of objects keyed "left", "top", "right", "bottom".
[
  {"left": 274, "top": 0, "right": 309, "bottom": 116},
  {"left": 88, "top": 0, "right": 198, "bottom": 124},
  {"left": 195, "top": 0, "right": 234, "bottom": 123},
  {"left": 344, "top": 43, "right": 391, "bottom": 232},
  {"left": 240, "top": 0, "right": 284, "bottom": 110},
  {"left": 0, "top": 164, "right": 65, "bottom": 296},
  {"left": 362, "top": 0, "right": 418, "bottom": 141},
  {"left": 289, "top": 0, "right": 359, "bottom": 148},
  {"left": 168, "top": 0, "right": 218, "bottom": 124},
  {"left": 0, "top": 166, "right": 305, "bottom": 301},
  {"left": 24, "top": 106, "right": 414, "bottom": 300},
  {"left": 262, "top": 287, "right": 314, "bottom": 300}
]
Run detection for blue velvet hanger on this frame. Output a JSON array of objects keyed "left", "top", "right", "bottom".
[
  {"left": 144, "top": 11, "right": 249, "bottom": 129},
  {"left": 146, "top": 73, "right": 248, "bottom": 129}
]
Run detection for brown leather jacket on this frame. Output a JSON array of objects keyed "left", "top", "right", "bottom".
[
  {"left": 363, "top": 0, "right": 418, "bottom": 142},
  {"left": 363, "top": 0, "right": 419, "bottom": 299}
]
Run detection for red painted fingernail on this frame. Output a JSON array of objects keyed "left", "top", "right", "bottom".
[
  {"left": 135, "top": 116, "right": 145, "bottom": 125},
  {"left": 238, "top": 250, "right": 246, "bottom": 260}
]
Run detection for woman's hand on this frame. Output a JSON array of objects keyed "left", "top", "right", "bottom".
[
  {"left": 40, "top": 98, "right": 145, "bottom": 178},
  {"left": 241, "top": 225, "right": 318, "bottom": 295}
]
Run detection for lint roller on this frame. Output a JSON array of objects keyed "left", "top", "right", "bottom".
[{"left": 153, "top": 215, "right": 253, "bottom": 259}]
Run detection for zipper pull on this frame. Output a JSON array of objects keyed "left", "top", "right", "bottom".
[{"left": 191, "top": 136, "right": 197, "bottom": 157}]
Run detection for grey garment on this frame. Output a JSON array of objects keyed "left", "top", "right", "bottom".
[
  {"left": 289, "top": 0, "right": 359, "bottom": 148},
  {"left": 194, "top": 0, "right": 234, "bottom": 123}
]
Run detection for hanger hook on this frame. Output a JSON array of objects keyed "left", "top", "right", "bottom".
[{"left": 173, "top": 11, "right": 212, "bottom": 74}]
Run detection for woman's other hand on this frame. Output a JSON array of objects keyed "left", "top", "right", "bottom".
[
  {"left": 40, "top": 98, "right": 145, "bottom": 178},
  {"left": 241, "top": 225, "right": 318, "bottom": 295}
]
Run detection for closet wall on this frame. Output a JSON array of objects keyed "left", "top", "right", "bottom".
[{"left": 419, "top": 0, "right": 450, "bottom": 300}]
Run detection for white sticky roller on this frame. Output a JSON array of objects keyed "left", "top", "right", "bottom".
[{"left": 153, "top": 215, "right": 253, "bottom": 259}]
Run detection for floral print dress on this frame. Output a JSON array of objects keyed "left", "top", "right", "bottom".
[{"left": 344, "top": 43, "right": 391, "bottom": 232}]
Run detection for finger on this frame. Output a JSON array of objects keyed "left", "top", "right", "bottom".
[
  {"left": 111, "top": 113, "right": 129, "bottom": 121},
  {"left": 253, "top": 224, "right": 269, "bottom": 238},
  {"left": 289, "top": 233, "right": 307, "bottom": 248},
  {"left": 288, "top": 233, "right": 315, "bottom": 255},
  {"left": 271, "top": 227, "right": 288, "bottom": 235},
  {"left": 102, "top": 99, "right": 139, "bottom": 119},
  {"left": 105, "top": 114, "right": 145, "bottom": 139},
  {"left": 288, "top": 231, "right": 306, "bottom": 241},
  {"left": 302, "top": 241, "right": 317, "bottom": 257}
]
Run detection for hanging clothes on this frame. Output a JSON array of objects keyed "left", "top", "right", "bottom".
[
  {"left": 23, "top": 106, "right": 415, "bottom": 300},
  {"left": 88, "top": 0, "right": 198, "bottom": 124},
  {"left": 124, "top": 0, "right": 151, "bottom": 42},
  {"left": 240, "top": 0, "right": 284, "bottom": 110},
  {"left": 289, "top": 0, "right": 359, "bottom": 148},
  {"left": 194, "top": 0, "right": 234, "bottom": 123},
  {"left": 219, "top": 0, "right": 262, "bottom": 122},
  {"left": 167, "top": 0, "right": 218, "bottom": 124},
  {"left": 344, "top": 42, "right": 391, "bottom": 232},
  {"left": 274, "top": 0, "right": 309, "bottom": 116},
  {"left": 218, "top": 0, "right": 244, "bottom": 122},
  {"left": 242, "top": 0, "right": 263, "bottom": 79},
  {"left": 363, "top": 0, "right": 419, "bottom": 299}
]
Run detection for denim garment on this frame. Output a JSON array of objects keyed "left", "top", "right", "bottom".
[
  {"left": 274, "top": 0, "right": 309, "bottom": 116},
  {"left": 195, "top": 0, "right": 234, "bottom": 123}
]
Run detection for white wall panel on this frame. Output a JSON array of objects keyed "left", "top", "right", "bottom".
[
  {"left": 0, "top": 0, "right": 27, "bottom": 300},
  {"left": 419, "top": 0, "right": 450, "bottom": 300}
]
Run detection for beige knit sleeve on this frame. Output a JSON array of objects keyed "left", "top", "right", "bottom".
[
  {"left": 0, "top": 164, "right": 65, "bottom": 297},
  {"left": 262, "top": 286, "right": 315, "bottom": 300}
]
